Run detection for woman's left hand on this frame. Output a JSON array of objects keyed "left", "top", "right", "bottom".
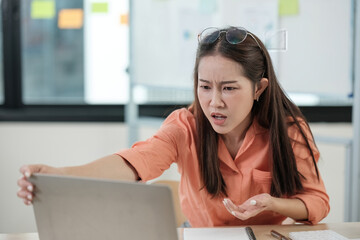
[{"left": 223, "top": 193, "right": 273, "bottom": 220}]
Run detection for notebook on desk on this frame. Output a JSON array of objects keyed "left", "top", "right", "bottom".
[
  {"left": 28, "top": 174, "right": 178, "bottom": 240},
  {"left": 289, "top": 230, "right": 350, "bottom": 240},
  {"left": 184, "top": 227, "right": 256, "bottom": 240}
]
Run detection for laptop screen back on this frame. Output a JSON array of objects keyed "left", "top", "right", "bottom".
[{"left": 29, "top": 174, "right": 178, "bottom": 240}]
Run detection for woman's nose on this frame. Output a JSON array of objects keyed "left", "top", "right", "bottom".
[{"left": 210, "top": 91, "right": 224, "bottom": 108}]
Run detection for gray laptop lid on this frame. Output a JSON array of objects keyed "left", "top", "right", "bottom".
[{"left": 29, "top": 174, "right": 178, "bottom": 240}]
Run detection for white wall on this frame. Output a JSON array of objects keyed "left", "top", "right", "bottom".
[
  {"left": 0, "top": 122, "right": 352, "bottom": 233},
  {"left": 0, "top": 122, "right": 128, "bottom": 233},
  {"left": 311, "top": 123, "right": 353, "bottom": 223}
]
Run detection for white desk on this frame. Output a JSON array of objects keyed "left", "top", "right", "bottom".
[{"left": 1, "top": 222, "right": 360, "bottom": 240}]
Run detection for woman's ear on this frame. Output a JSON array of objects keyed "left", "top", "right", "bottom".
[{"left": 254, "top": 78, "right": 269, "bottom": 101}]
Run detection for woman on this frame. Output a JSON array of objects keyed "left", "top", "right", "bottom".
[{"left": 18, "top": 26, "right": 329, "bottom": 227}]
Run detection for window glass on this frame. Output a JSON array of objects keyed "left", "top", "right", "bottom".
[{"left": 21, "top": 0, "right": 129, "bottom": 104}]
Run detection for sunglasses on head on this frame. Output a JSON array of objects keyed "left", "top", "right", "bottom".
[
  {"left": 198, "top": 27, "right": 266, "bottom": 78},
  {"left": 198, "top": 27, "right": 263, "bottom": 51}
]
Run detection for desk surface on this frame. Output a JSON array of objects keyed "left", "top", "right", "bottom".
[{"left": 1, "top": 222, "right": 360, "bottom": 240}]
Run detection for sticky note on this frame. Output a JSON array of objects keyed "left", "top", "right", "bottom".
[
  {"left": 279, "top": 0, "right": 299, "bottom": 16},
  {"left": 91, "top": 2, "right": 108, "bottom": 13},
  {"left": 58, "top": 9, "right": 83, "bottom": 29},
  {"left": 120, "top": 13, "right": 128, "bottom": 25},
  {"left": 31, "top": 0, "right": 55, "bottom": 19}
]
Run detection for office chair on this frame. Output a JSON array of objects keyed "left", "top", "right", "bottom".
[{"left": 152, "top": 180, "right": 187, "bottom": 227}]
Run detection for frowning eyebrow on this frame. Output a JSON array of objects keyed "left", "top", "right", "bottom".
[{"left": 199, "top": 79, "right": 238, "bottom": 85}]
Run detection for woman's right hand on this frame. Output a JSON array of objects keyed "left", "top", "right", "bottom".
[{"left": 17, "top": 164, "right": 64, "bottom": 205}]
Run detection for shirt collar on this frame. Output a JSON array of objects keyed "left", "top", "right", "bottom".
[{"left": 217, "top": 117, "right": 268, "bottom": 170}]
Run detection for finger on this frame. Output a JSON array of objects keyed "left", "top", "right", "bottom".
[
  {"left": 232, "top": 208, "right": 264, "bottom": 220},
  {"left": 23, "top": 199, "right": 32, "bottom": 206},
  {"left": 249, "top": 198, "right": 266, "bottom": 207},
  {"left": 224, "top": 198, "right": 246, "bottom": 212},
  {"left": 222, "top": 199, "right": 234, "bottom": 214},
  {"left": 241, "top": 199, "right": 259, "bottom": 209},
  {"left": 248, "top": 193, "right": 272, "bottom": 207},
  {"left": 238, "top": 201, "right": 264, "bottom": 213},
  {"left": 19, "top": 164, "right": 44, "bottom": 178},
  {"left": 17, "top": 189, "right": 33, "bottom": 202},
  {"left": 224, "top": 198, "right": 236, "bottom": 208},
  {"left": 17, "top": 177, "right": 34, "bottom": 192},
  {"left": 223, "top": 198, "right": 232, "bottom": 209},
  {"left": 19, "top": 165, "right": 32, "bottom": 178},
  {"left": 223, "top": 199, "right": 238, "bottom": 213},
  {"left": 224, "top": 198, "right": 243, "bottom": 211}
]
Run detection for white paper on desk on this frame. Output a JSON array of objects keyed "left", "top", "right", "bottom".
[
  {"left": 184, "top": 227, "right": 249, "bottom": 240},
  {"left": 289, "top": 230, "right": 349, "bottom": 240}
]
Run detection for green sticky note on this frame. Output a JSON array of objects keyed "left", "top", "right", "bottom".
[
  {"left": 279, "top": 0, "right": 299, "bottom": 16},
  {"left": 31, "top": 0, "right": 55, "bottom": 19},
  {"left": 91, "top": 2, "right": 108, "bottom": 13}
]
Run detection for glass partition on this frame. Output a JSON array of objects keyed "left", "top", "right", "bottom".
[{"left": 21, "top": 0, "right": 129, "bottom": 104}]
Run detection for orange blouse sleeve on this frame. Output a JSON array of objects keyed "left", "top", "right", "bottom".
[
  {"left": 115, "top": 108, "right": 192, "bottom": 182},
  {"left": 288, "top": 120, "right": 330, "bottom": 224}
]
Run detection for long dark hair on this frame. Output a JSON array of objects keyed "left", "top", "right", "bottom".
[{"left": 191, "top": 27, "right": 319, "bottom": 198}]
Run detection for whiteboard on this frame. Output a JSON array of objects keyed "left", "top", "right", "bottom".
[
  {"left": 131, "top": 0, "right": 352, "bottom": 104},
  {"left": 277, "top": 0, "right": 352, "bottom": 99}
]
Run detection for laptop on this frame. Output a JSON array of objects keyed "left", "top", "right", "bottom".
[{"left": 28, "top": 173, "right": 179, "bottom": 240}]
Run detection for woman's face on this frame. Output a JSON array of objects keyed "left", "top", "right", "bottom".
[{"left": 197, "top": 54, "right": 256, "bottom": 137}]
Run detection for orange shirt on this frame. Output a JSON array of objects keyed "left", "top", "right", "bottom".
[{"left": 117, "top": 108, "right": 329, "bottom": 227}]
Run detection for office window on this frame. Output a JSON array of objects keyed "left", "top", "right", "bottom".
[{"left": 21, "top": 0, "right": 129, "bottom": 104}]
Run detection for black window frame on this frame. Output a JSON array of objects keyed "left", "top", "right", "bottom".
[{"left": 0, "top": 0, "right": 352, "bottom": 123}]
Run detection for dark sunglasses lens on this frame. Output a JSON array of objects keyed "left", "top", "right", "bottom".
[
  {"left": 226, "top": 28, "right": 247, "bottom": 44},
  {"left": 200, "top": 28, "right": 220, "bottom": 44}
]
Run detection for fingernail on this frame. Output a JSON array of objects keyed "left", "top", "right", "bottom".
[
  {"left": 27, "top": 194, "right": 32, "bottom": 200},
  {"left": 25, "top": 172, "right": 31, "bottom": 178},
  {"left": 250, "top": 200, "right": 257, "bottom": 205},
  {"left": 27, "top": 185, "right": 33, "bottom": 192},
  {"left": 231, "top": 211, "right": 236, "bottom": 216}
]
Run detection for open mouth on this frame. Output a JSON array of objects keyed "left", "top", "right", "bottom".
[{"left": 211, "top": 113, "right": 227, "bottom": 120}]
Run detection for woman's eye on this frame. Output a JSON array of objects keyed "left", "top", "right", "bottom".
[
  {"left": 200, "top": 85, "right": 210, "bottom": 90},
  {"left": 224, "top": 87, "right": 235, "bottom": 91}
]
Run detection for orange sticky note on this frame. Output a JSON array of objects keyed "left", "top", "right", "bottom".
[
  {"left": 120, "top": 13, "right": 128, "bottom": 25},
  {"left": 58, "top": 9, "right": 84, "bottom": 29}
]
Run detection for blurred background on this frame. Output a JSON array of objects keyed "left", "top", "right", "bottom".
[{"left": 0, "top": 0, "right": 359, "bottom": 233}]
